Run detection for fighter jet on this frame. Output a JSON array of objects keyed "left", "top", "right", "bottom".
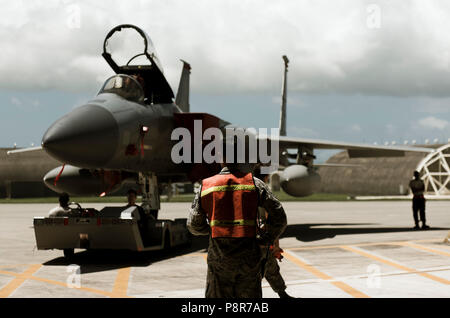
[{"left": 9, "top": 24, "right": 434, "bottom": 213}]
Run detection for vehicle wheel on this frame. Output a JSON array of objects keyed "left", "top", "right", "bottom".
[
  {"left": 184, "top": 232, "right": 193, "bottom": 247},
  {"left": 63, "top": 248, "right": 75, "bottom": 258},
  {"left": 163, "top": 231, "right": 171, "bottom": 250}
]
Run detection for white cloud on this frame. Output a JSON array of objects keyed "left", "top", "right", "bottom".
[
  {"left": 10, "top": 97, "right": 22, "bottom": 106},
  {"left": 350, "top": 124, "right": 362, "bottom": 132},
  {"left": 2, "top": 1, "right": 450, "bottom": 96},
  {"left": 9, "top": 96, "right": 41, "bottom": 110},
  {"left": 418, "top": 116, "right": 449, "bottom": 130},
  {"left": 414, "top": 99, "right": 450, "bottom": 114}
]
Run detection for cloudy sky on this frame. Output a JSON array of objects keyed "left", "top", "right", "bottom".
[{"left": 1, "top": 0, "right": 449, "bottom": 161}]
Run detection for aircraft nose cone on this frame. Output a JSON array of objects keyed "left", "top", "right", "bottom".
[{"left": 42, "top": 104, "right": 119, "bottom": 167}]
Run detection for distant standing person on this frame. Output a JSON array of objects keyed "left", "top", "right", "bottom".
[
  {"left": 409, "top": 171, "right": 429, "bottom": 230},
  {"left": 48, "top": 192, "right": 71, "bottom": 217},
  {"left": 254, "top": 167, "right": 293, "bottom": 298}
]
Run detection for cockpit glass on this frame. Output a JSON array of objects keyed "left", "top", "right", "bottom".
[{"left": 98, "top": 74, "right": 145, "bottom": 103}]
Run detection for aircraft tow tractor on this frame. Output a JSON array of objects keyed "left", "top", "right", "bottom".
[{"left": 33, "top": 203, "right": 191, "bottom": 258}]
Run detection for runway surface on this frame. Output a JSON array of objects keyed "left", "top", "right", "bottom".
[{"left": 0, "top": 201, "right": 449, "bottom": 298}]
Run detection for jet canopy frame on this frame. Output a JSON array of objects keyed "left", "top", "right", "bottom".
[
  {"left": 98, "top": 74, "right": 145, "bottom": 104},
  {"left": 102, "top": 24, "right": 174, "bottom": 104}
]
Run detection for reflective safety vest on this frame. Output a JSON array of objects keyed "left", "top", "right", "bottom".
[{"left": 201, "top": 172, "right": 258, "bottom": 238}]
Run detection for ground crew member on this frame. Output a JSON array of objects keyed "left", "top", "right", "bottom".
[
  {"left": 187, "top": 163, "right": 287, "bottom": 298},
  {"left": 126, "top": 189, "right": 152, "bottom": 245},
  {"left": 253, "top": 167, "right": 293, "bottom": 298},
  {"left": 259, "top": 208, "right": 293, "bottom": 298},
  {"left": 409, "top": 171, "right": 430, "bottom": 230},
  {"left": 126, "top": 189, "right": 145, "bottom": 215},
  {"left": 48, "top": 192, "right": 71, "bottom": 217}
]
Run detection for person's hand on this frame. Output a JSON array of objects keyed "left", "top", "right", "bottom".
[
  {"left": 272, "top": 246, "right": 282, "bottom": 255},
  {"left": 270, "top": 245, "right": 284, "bottom": 261}
]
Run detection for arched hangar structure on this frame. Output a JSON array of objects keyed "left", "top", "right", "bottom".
[
  {"left": 317, "top": 144, "right": 449, "bottom": 197},
  {"left": 416, "top": 143, "right": 450, "bottom": 196}
]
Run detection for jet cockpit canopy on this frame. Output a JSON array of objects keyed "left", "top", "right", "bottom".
[
  {"left": 102, "top": 24, "right": 174, "bottom": 104},
  {"left": 98, "top": 74, "right": 145, "bottom": 104}
]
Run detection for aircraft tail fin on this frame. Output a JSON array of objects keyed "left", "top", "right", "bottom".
[
  {"left": 175, "top": 60, "right": 191, "bottom": 112},
  {"left": 279, "top": 55, "right": 289, "bottom": 136}
]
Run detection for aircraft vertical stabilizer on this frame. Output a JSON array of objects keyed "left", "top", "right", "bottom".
[
  {"left": 175, "top": 60, "right": 191, "bottom": 112},
  {"left": 279, "top": 55, "right": 289, "bottom": 136}
]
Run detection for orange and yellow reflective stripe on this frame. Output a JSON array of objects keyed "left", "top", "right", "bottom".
[
  {"left": 201, "top": 184, "right": 255, "bottom": 197},
  {"left": 210, "top": 219, "right": 256, "bottom": 227}
]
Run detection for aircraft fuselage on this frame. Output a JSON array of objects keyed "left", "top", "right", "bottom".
[{"left": 42, "top": 93, "right": 187, "bottom": 178}]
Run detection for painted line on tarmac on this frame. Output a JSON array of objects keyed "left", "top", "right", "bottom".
[
  {"left": 0, "top": 264, "right": 42, "bottom": 298},
  {"left": 30, "top": 275, "right": 115, "bottom": 297},
  {"left": 183, "top": 252, "right": 207, "bottom": 258},
  {"left": 282, "top": 250, "right": 369, "bottom": 298},
  {"left": 279, "top": 266, "right": 450, "bottom": 287},
  {"left": 286, "top": 238, "right": 443, "bottom": 252},
  {"left": 396, "top": 242, "right": 450, "bottom": 257},
  {"left": 0, "top": 264, "right": 35, "bottom": 270},
  {"left": 341, "top": 245, "right": 450, "bottom": 285},
  {"left": 445, "top": 231, "right": 450, "bottom": 243},
  {"left": 111, "top": 267, "right": 132, "bottom": 298},
  {"left": 286, "top": 241, "right": 407, "bottom": 251},
  {"left": 415, "top": 238, "right": 449, "bottom": 243},
  {"left": 132, "top": 288, "right": 206, "bottom": 298},
  {"left": 0, "top": 267, "right": 125, "bottom": 298}
]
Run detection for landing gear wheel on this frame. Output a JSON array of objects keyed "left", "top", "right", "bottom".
[{"left": 63, "top": 248, "right": 75, "bottom": 258}]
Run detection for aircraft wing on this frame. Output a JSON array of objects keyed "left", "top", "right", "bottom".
[
  {"left": 276, "top": 136, "right": 435, "bottom": 158},
  {"left": 7, "top": 146, "right": 43, "bottom": 155},
  {"left": 314, "top": 163, "right": 361, "bottom": 167}
]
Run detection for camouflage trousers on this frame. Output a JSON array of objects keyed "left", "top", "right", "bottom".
[
  {"left": 205, "top": 260, "right": 262, "bottom": 298},
  {"left": 261, "top": 246, "right": 287, "bottom": 294}
]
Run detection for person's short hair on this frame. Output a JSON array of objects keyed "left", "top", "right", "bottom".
[
  {"left": 127, "top": 189, "right": 137, "bottom": 196},
  {"left": 253, "top": 166, "right": 269, "bottom": 182},
  {"left": 59, "top": 192, "right": 69, "bottom": 206},
  {"left": 414, "top": 170, "right": 420, "bottom": 178},
  {"left": 222, "top": 139, "right": 256, "bottom": 174}
]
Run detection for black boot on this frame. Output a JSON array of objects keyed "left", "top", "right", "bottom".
[
  {"left": 421, "top": 223, "right": 430, "bottom": 230},
  {"left": 278, "top": 290, "right": 294, "bottom": 298}
]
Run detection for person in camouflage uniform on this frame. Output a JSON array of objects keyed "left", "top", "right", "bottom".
[
  {"left": 187, "top": 164, "right": 287, "bottom": 298},
  {"left": 259, "top": 206, "right": 292, "bottom": 298},
  {"left": 255, "top": 167, "right": 293, "bottom": 298}
]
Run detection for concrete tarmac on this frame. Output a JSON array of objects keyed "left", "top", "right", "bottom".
[{"left": 0, "top": 201, "right": 449, "bottom": 298}]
